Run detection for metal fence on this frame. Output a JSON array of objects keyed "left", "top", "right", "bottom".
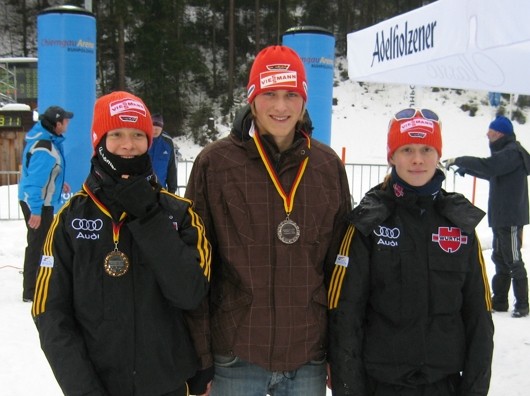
[
  {"left": 0, "top": 160, "right": 465, "bottom": 220},
  {"left": 0, "top": 171, "right": 22, "bottom": 220}
]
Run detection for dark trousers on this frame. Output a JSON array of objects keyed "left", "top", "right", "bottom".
[
  {"left": 491, "top": 226, "right": 528, "bottom": 309},
  {"left": 366, "top": 374, "right": 461, "bottom": 396},
  {"left": 20, "top": 201, "right": 53, "bottom": 300}
]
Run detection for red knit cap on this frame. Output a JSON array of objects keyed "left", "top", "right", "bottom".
[
  {"left": 247, "top": 45, "right": 307, "bottom": 103},
  {"left": 387, "top": 110, "right": 442, "bottom": 161},
  {"left": 91, "top": 91, "right": 153, "bottom": 150}
]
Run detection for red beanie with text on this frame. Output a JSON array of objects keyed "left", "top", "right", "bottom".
[
  {"left": 91, "top": 91, "right": 153, "bottom": 151},
  {"left": 247, "top": 45, "right": 308, "bottom": 103},
  {"left": 387, "top": 110, "right": 442, "bottom": 161}
]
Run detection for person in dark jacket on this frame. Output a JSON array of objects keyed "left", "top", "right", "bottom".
[
  {"left": 444, "top": 115, "right": 530, "bottom": 318},
  {"left": 18, "top": 105, "right": 73, "bottom": 302},
  {"left": 32, "top": 91, "right": 211, "bottom": 396},
  {"left": 149, "top": 113, "right": 178, "bottom": 193},
  {"left": 184, "top": 45, "right": 351, "bottom": 395},
  {"left": 328, "top": 108, "right": 494, "bottom": 396}
]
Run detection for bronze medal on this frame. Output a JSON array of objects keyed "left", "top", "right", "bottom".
[
  {"left": 277, "top": 218, "right": 300, "bottom": 244},
  {"left": 83, "top": 184, "right": 130, "bottom": 277},
  {"left": 104, "top": 250, "right": 130, "bottom": 277}
]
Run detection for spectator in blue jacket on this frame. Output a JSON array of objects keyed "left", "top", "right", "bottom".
[
  {"left": 445, "top": 115, "right": 530, "bottom": 318},
  {"left": 18, "top": 105, "right": 73, "bottom": 302},
  {"left": 148, "top": 113, "right": 178, "bottom": 193}
]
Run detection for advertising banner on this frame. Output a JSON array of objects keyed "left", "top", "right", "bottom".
[{"left": 38, "top": 5, "right": 96, "bottom": 204}]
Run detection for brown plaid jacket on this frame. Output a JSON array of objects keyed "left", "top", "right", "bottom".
[{"left": 185, "top": 126, "right": 351, "bottom": 372}]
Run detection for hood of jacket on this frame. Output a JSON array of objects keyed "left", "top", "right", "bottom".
[{"left": 351, "top": 183, "right": 485, "bottom": 236}]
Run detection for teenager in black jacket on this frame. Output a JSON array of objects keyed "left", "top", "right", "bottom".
[
  {"left": 328, "top": 108, "right": 494, "bottom": 396},
  {"left": 32, "top": 91, "right": 211, "bottom": 396}
]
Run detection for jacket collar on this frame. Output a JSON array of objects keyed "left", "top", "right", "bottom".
[
  {"left": 26, "top": 122, "right": 65, "bottom": 144},
  {"left": 490, "top": 133, "right": 515, "bottom": 152},
  {"left": 350, "top": 184, "right": 485, "bottom": 236}
]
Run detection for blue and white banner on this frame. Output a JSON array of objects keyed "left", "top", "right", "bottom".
[{"left": 347, "top": 0, "right": 530, "bottom": 95}]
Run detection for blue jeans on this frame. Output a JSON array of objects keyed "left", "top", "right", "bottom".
[{"left": 210, "top": 355, "right": 327, "bottom": 396}]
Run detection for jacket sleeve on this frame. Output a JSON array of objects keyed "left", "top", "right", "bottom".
[
  {"left": 459, "top": 234, "right": 494, "bottom": 395},
  {"left": 183, "top": 154, "right": 215, "bottom": 383},
  {"left": 165, "top": 136, "right": 178, "bottom": 193},
  {"left": 328, "top": 224, "right": 371, "bottom": 396},
  {"left": 32, "top": 203, "right": 109, "bottom": 395},
  {"left": 455, "top": 150, "right": 520, "bottom": 180},
  {"left": 126, "top": 192, "right": 211, "bottom": 310},
  {"left": 324, "top": 160, "right": 353, "bottom": 274}
]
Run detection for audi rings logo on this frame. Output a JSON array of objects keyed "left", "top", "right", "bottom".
[
  {"left": 374, "top": 225, "right": 400, "bottom": 247},
  {"left": 72, "top": 218, "right": 104, "bottom": 231},
  {"left": 373, "top": 226, "right": 400, "bottom": 239}
]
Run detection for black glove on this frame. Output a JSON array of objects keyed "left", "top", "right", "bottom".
[
  {"left": 115, "top": 176, "right": 159, "bottom": 218},
  {"left": 187, "top": 366, "right": 214, "bottom": 395},
  {"left": 454, "top": 167, "right": 466, "bottom": 177}
]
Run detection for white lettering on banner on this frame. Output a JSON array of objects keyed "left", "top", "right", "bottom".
[
  {"left": 426, "top": 53, "right": 505, "bottom": 86},
  {"left": 371, "top": 21, "right": 437, "bottom": 66}
]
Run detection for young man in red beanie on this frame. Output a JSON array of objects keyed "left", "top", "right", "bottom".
[
  {"left": 445, "top": 115, "right": 530, "bottom": 318},
  {"left": 32, "top": 91, "right": 211, "bottom": 396},
  {"left": 185, "top": 45, "right": 351, "bottom": 395},
  {"left": 328, "top": 109, "right": 493, "bottom": 395}
]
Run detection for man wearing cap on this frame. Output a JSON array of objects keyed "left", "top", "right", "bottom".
[
  {"left": 18, "top": 105, "right": 73, "bottom": 302},
  {"left": 148, "top": 113, "right": 178, "bottom": 193},
  {"left": 445, "top": 115, "right": 530, "bottom": 318},
  {"left": 185, "top": 45, "right": 351, "bottom": 395}
]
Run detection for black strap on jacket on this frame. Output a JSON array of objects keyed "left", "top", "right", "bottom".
[{"left": 25, "top": 140, "right": 52, "bottom": 168}]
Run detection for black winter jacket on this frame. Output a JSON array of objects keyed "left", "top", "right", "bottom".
[
  {"left": 454, "top": 133, "right": 530, "bottom": 227},
  {"left": 32, "top": 164, "right": 211, "bottom": 396},
  {"left": 328, "top": 183, "right": 494, "bottom": 396}
]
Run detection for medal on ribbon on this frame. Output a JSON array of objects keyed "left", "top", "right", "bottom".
[
  {"left": 277, "top": 216, "right": 301, "bottom": 244},
  {"left": 251, "top": 124, "right": 310, "bottom": 244},
  {"left": 104, "top": 249, "right": 130, "bottom": 277},
  {"left": 84, "top": 184, "right": 130, "bottom": 277}
]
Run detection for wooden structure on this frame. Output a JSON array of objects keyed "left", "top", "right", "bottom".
[{"left": 0, "top": 109, "right": 35, "bottom": 186}]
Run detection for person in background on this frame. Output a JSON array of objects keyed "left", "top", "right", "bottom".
[
  {"left": 445, "top": 115, "right": 530, "bottom": 318},
  {"left": 149, "top": 113, "right": 178, "bottom": 193},
  {"left": 184, "top": 45, "right": 351, "bottom": 396},
  {"left": 18, "top": 105, "right": 73, "bottom": 302},
  {"left": 329, "top": 108, "right": 494, "bottom": 395},
  {"left": 32, "top": 91, "right": 211, "bottom": 396}
]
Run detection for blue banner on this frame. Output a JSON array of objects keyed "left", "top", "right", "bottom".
[
  {"left": 38, "top": 6, "right": 96, "bottom": 206},
  {"left": 283, "top": 27, "right": 335, "bottom": 145}
]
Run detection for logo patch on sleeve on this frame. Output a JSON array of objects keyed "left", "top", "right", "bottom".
[
  {"left": 335, "top": 255, "right": 349, "bottom": 267},
  {"left": 40, "top": 255, "right": 54, "bottom": 268}
]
